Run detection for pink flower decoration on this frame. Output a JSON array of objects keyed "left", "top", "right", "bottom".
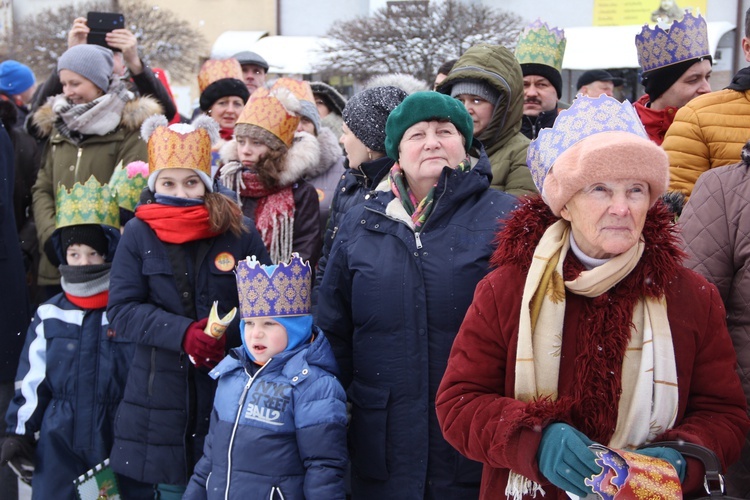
[{"left": 125, "top": 161, "right": 149, "bottom": 179}]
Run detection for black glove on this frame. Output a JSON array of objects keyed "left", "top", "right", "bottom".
[{"left": 1, "top": 434, "right": 35, "bottom": 485}]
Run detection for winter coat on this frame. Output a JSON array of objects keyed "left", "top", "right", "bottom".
[
  {"left": 30, "top": 94, "right": 161, "bottom": 286},
  {"left": 663, "top": 67, "right": 750, "bottom": 198},
  {"left": 521, "top": 108, "right": 558, "bottom": 141},
  {"left": 313, "top": 155, "right": 394, "bottom": 300},
  {"left": 633, "top": 94, "right": 677, "bottom": 146},
  {"left": 220, "top": 132, "right": 322, "bottom": 268},
  {"left": 0, "top": 122, "right": 30, "bottom": 383},
  {"left": 315, "top": 148, "right": 519, "bottom": 499},
  {"left": 679, "top": 147, "right": 750, "bottom": 497},
  {"left": 184, "top": 329, "right": 348, "bottom": 500},
  {"left": 437, "top": 45, "right": 537, "bottom": 196},
  {"left": 303, "top": 127, "right": 346, "bottom": 237},
  {"left": 4, "top": 290, "right": 151, "bottom": 499},
  {"left": 435, "top": 197, "right": 750, "bottom": 500},
  {"left": 107, "top": 213, "right": 271, "bottom": 486}
]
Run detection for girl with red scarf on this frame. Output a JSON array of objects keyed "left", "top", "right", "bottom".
[
  {"left": 218, "top": 87, "right": 322, "bottom": 267},
  {"left": 106, "top": 115, "right": 270, "bottom": 499}
]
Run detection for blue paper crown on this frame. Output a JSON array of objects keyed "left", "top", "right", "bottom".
[
  {"left": 235, "top": 253, "right": 311, "bottom": 319},
  {"left": 635, "top": 12, "right": 710, "bottom": 73},
  {"left": 527, "top": 95, "right": 648, "bottom": 192}
]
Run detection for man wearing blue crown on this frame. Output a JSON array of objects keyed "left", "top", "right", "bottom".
[
  {"left": 184, "top": 253, "right": 347, "bottom": 500},
  {"left": 633, "top": 11, "right": 712, "bottom": 146},
  {"left": 1, "top": 177, "right": 151, "bottom": 499}
]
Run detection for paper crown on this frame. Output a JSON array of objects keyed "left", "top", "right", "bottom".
[
  {"left": 584, "top": 445, "right": 682, "bottom": 499},
  {"left": 198, "top": 58, "right": 243, "bottom": 93},
  {"left": 55, "top": 175, "right": 120, "bottom": 229},
  {"left": 237, "top": 88, "right": 300, "bottom": 147},
  {"left": 109, "top": 160, "right": 148, "bottom": 211},
  {"left": 141, "top": 115, "right": 218, "bottom": 189},
  {"left": 515, "top": 19, "right": 566, "bottom": 71},
  {"left": 635, "top": 12, "right": 710, "bottom": 73},
  {"left": 236, "top": 253, "right": 312, "bottom": 319},
  {"left": 527, "top": 94, "right": 648, "bottom": 192},
  {"left": 271, "top": 77, "right": 315, "bottom": 103}
]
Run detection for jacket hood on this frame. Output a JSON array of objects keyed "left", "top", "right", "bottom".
[
  {"left": 305, "top": 126, "right": 343, "bottom": 178},
  {"left": 220, "top": 130, "right": 322, "bottom": 187},
  {"left": 31, "top": 93, "right": 163, "bottom": 139},
  {"left": 490, "top": 195, "right": 685, "bottom": 298},
  {"left": 213, "top": 326, "right": 340, "bottom": 379},
  {"left": 437, "top": 45, "right": 524, "bottom": 156}
]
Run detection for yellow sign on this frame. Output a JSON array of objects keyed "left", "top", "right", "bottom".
[{"left": 593, "top": 0, "right": 708, "bottom": 26}]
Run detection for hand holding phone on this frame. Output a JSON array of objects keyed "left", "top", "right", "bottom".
[{"left": 86, "top": 11, "right": 125, "bottom": 49}]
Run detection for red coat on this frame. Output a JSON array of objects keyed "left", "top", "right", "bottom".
[{"left": 436, "top": 196, "right": 750, "bottom": 499}]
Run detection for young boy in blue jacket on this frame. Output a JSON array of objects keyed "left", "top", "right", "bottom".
[{"left": 184, "top": 253, "right": 348, "bottom": 500}]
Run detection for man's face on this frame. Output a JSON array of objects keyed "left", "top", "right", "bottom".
[
  {"left": 523, "top": 75, "right": 558, "bottom": 116},
  {"left": 579, "top": 80, "right": 615, "bottom": 98},
  {"left": 654, "top": 59, "right": 712, "bottom": 109},
  {"left": 241, "top": 64, "right": 267, "bottom": 93}
]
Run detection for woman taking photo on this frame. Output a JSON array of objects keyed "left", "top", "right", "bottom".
[
  {"left": 316, "top": 91, "right": 518, "bottom": 499},
  {"left": 435, "top": 95, "right": 750, "bottom": 499}
]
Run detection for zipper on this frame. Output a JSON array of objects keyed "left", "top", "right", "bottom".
[
  {"left": 414, "top": 232, "right": 423, "bottom": 249},
  {"left": 147, "top": 347, "right": 157, "bottom": 396},
  {"left": 74, "top": 147, "right": 83, "bottom": 181},
  {"left": 226, "top": 362, "right": 268, "bottom": 500}
]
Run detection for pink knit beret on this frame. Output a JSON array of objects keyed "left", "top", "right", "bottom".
[{"left": 541, "top": 131, "right": 669, "bottom": 217}]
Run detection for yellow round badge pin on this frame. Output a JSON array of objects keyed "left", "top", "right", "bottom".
[{"left": 214, "top": 252, "right": 236, "bottom": 272}]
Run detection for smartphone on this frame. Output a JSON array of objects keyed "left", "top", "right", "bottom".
[{"left": 86, "top": 11, "right": 125, "bottom": 48}]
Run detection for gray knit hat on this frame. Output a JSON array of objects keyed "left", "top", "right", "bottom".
[
  {"left": 57, "top": 44, "right": 114, "bottom": 92},
  {"left": 450, "top": 81, "right": 500, "bottom": 104},
  {"left": 298, "top": 100, "right": 321, "bottom": 134},
  {"left": 342, "top": 86, "right": 408, "bottom": 153}
]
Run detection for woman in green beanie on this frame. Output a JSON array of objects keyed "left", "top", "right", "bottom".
[{"left": 315, "top": 91, "right": 519, "bottom": 499}]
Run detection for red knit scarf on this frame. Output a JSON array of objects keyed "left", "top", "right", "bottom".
[
  {"left": 219, "top": 127, "right": 234, "bottom": 141},
  {"left": 240, "top": 171, "right": 295, "bottom": 257},
  {"left": 65, "top": 290, "right": 109, "bottom": 310},
  {"left": 135, "top": 204, "right": 219, "bottom": 243}
]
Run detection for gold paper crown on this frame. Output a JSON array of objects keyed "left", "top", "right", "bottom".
[
  {"left": 635, "top": 12, "right": 710, "bottom": 73},
  {"left": 198, "top": 58, "right": 243, "bottom": 93},
  {"left": 55, "top": 175, "right": 120, "bottom": 229},
  {"left": 236, "top": 91, "right": 300, "bottom": 147},
  {"left": 109, "top": 161, "right": 148, "bottom": 211},
  {"left": 147, "top": 123, "right": 213, "bottom": 178},
  {"left": 236, "top": 253, "right": 312, "bottom": 319},
  {"left": 271, "top": 77, "right": 315, "bottom": 103},
  {"left": 515, "top": 19, "right": 567, "bottom": 71}
]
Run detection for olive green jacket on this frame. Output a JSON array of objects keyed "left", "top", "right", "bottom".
[{"left": 438, "top": 45, "right": 537, "bottom": 196}]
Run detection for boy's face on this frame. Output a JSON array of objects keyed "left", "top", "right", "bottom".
[
  {"left": 66, "top": 243, "right": 106, "bottom": 266},
  {"left": 244, "top": 317, "right": 288, "bottom": 363}
]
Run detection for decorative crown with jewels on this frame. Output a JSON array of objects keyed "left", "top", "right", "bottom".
[
  {"left": 635, "top": 11, "right": 710, "bottom": 73},
  {"left": 515, "top": 19, "right": 566, "bottom": 71},
  {"left": 235, "top": 253, "right": 312, "bottom": 319},
  {"left": 527, "top": 94, "right": 648, "bottom": 192},
  {"left": 55, "top": 175, "right": 120, "bottom": 229}
]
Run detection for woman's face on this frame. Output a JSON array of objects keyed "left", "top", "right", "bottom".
[
  {"left": 398, "top": 120, "right": 466, "bottom": 198},
  {"left": 340, "top": 123, "right": 370, "bottom": 170},
  {"left": 209, "top": 96, "right": 245, "bottom": 129},
  {"left": 560, "top": 179, "right": 651, "bottom": 259},
  {"left": 237, "top": 136, "right": 270, "bottom": 167},
  {"left": 154, "top": 168, "right": 206, "bottom": 199},
  {"left": 59, "top": 69, "right": 104, "bottom": 105}
]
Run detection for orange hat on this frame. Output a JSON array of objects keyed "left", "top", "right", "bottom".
[{"left": 235, "top": 88, "right": 301, "bottom": 148}]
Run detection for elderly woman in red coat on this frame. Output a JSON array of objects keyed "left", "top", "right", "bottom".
[{"left": 435, "top": 95, "right": 750, "bottom": 500}]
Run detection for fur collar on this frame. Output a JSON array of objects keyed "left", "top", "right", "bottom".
[
  {"left": 31, "top": 94, "right": 162, "bottom": 138},
  {"left": 305, "top": 127, "right": 343, "bottom": 178},
  {"left": 491, "top": 195, "right": 685, "bottom": 297},
  {"left": 220, "top": 130, "right": 322, "bottom": 187}
]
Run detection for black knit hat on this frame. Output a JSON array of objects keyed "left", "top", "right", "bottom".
[
  {"left": 60, "top": 225, "right": 109, "bottom": 257},
  {"left": 199, "top": 78, "right": 250, "bottom": 111},
  {"left": 342, "top": 86, "right": 408, "bottom": 153},
  {"left": 521, "top": 63, "right": 563, "bottom": 99},
  {"left": 641, "top": 56, "right": 712, "bottom": 102}
]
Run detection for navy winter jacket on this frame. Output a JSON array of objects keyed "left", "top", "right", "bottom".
[
  {"left": 5, "top": 294, "right": 150, "bottom": 499},
  {"left": 184, "top": 327, "right": 348, "bottom": 500},
  {"left": 315, "top": 145, "right": 519, "bottom": 499},
  {"left": 107, "top": 216, "right": 270, "bottom": 485}
]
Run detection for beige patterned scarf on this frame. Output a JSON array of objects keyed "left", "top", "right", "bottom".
[{"left": 506, "top": 220, "right": 679, "bottom": 500}]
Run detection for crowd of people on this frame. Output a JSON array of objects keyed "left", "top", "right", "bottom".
[{"left": 0, "top": 6, "right": 750, "bottom": 500}]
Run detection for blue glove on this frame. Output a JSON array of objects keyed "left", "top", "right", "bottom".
[
  {"left": 537, "top": 423, "right": 600, "bottom": 497},
  {"left": 636, "top": 447, "right": 686, "bottom": 481}
]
